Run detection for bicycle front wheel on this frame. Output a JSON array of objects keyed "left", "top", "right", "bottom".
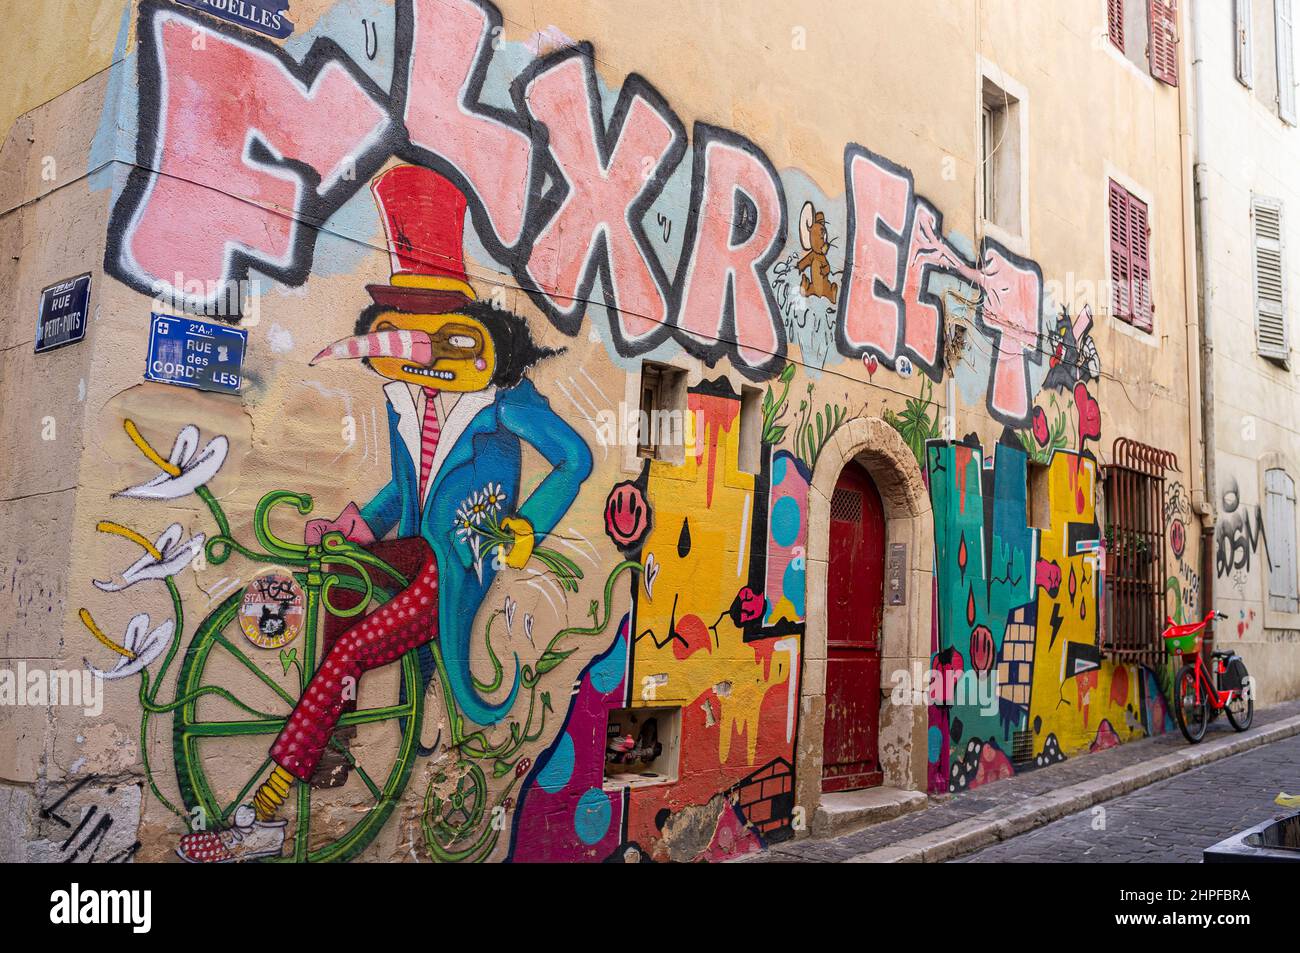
[{"left": 1173, "top": 663, "right": 1207, "bottom": 743}]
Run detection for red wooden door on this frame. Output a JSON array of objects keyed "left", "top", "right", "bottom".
[{"left": 821, "top": 461, "right": 885, "bottom": 792}]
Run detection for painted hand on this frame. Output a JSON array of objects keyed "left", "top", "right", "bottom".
[
  {"left": 305, "top": 502, "right": 376, "bottom": 546},
  {"left": 497, "top": 516, "right": 535, "bottom": 569}
]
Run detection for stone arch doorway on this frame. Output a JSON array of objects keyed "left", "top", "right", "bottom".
[{"left": 793, "top": 417, "right": 933, "bottom": 833}]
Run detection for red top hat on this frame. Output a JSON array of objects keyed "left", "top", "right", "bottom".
[{"left": 366, "top": 165, "right": 476, "bottom": 313}]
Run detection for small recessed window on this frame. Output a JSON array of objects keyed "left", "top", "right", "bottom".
[
  {"left": 1027, "top": 460, "right": 1051, "bottom": 530},
  {"left": 604, "top": 706, "right": 681, "bottom": 788},
  {"left": 637, "top": 363, "right": 685, "bottom": 464},
  {"left": 981, "top": 76, "right": 1023, "bottom": 238},
  {"left": 738, "top": 385, "right": 762, "bottom": 474}
]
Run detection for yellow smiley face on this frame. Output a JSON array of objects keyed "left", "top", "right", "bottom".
[{"left": 367, "top": 311, "right": 496, "bottom": 392}]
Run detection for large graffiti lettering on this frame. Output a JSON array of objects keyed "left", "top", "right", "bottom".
[{"left": 108, "top": 0, "right": 1046, "bottom": 413}]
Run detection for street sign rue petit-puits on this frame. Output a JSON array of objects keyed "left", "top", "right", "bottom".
[
  {"left": 145, "top": 313, "right": 248, "bottom": 396},
  {"left": 35, "top": 273, "right": 92, "bottom": 354}
]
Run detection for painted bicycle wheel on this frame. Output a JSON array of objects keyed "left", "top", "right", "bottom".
[
  {"left": 171, "top": 572, "right": 423, "bottom": 863},
  {"left": 421, "top": 761, "right": 492, "bottom": 863}
]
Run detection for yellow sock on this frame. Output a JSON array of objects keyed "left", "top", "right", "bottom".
[{"left": 252, "top": 765, "right": 294, "bottom": 821}]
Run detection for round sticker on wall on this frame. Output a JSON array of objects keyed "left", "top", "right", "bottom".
[{"left": 238, "top": 570, "right": 305, "bottom": 649}]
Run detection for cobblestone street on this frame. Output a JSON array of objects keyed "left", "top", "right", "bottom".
[
  {"left": 747, "top": 700, "right": 1300, "bottom": 863},
  {"left": 954, "top": 732, "right": 1300, "bottom": 863}
]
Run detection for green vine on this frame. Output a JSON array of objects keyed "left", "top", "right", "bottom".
[
  {"left": 794, "top": 382, "right": 848, "bottom": 470},
  {"left": 420, "top": 559, "right": 641, "bottom": 862},
  {"left": 882, "top": 378, "right": 941, "bottom": 466},
  {"left": 760, "top": 363, "right": 797, "bottom": 445}
]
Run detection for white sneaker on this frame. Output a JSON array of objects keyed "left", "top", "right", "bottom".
[{"left": 175, "top": 805, "right": 287, "bottom": 863}]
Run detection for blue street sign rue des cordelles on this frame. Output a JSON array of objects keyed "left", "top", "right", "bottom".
[{"left": 145, "top": 313, "right": 248, "bottom": 396}]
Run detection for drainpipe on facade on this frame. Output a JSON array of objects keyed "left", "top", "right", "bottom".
[
  {"left": 1186, "top": 0, "right": 1219, "bottom": 619},
  {"left": 1179, "top": 3, "right": 1213, "bottom": 526}
]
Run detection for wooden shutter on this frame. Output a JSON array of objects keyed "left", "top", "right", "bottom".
[
  {"left": 1109, "top": 0, "right": 1125, "bottom": 50},
  {"left": 1253, "top": 196, "right": 1288, "bottom": 360},
  {"left": 1148, "top": 0, "right": 1180, "bottom": 85},
  {"left": 1109, "top": 180, "right": 1132, "bottom": 321},
  {"left": 1278, "top": 0, "right": 1296, "bottom": 123},
  {"left": 1236, "top": 0, "right": 1254, "bottom": 88},
  {"left": 1128, "top": 192, "right": 1152, "bottom": 331},
  {"left": 1265, "top": 468, "right": 1298, "bottom": 614}
]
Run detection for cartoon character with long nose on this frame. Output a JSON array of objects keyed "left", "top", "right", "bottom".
[{"left": 177, "top": 165, "right": 591, "bottom": 862}]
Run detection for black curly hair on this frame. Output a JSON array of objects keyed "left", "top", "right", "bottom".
[{"left": 352, "top": 299, "right": 562, "bottom": 389}]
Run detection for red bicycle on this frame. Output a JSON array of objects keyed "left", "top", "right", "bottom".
[{"left": 1163, "top": 610, "right": 1254, "bottom": 743}]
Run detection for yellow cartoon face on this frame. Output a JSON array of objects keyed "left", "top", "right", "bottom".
[
  {"left": 311, "top": 310, "right": 496, "bottom": 392},
  {"left": 368, "top": 311, "right": 495, "bottom": 391}
]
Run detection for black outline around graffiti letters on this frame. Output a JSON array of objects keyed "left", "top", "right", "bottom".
[
  {"left": 509, "top": 42, "right": 687, "bottom": 351},
  {"left": 970, "top": 236, "right": 1045, "bottom": 428},
  {"left": 838, "top": 144, "right": 1044, "bottom": 426},
  {"left": 671, "top": 123, "right": 789, "bottom": 379},
  {"left": 901, "top": 195, "right": 952, "bottom": 379},
  {"left": 104, "top": 0, "right": 398, "bottom": 314},
  {"left": 837, "top": 143, "right": 916, "bottom": 371},
  {"left": 108, "top": 0, "right": 1046, "bottom": 404},
  {"left": 392, "top": 0, "right": 555, "bottom": 263}
]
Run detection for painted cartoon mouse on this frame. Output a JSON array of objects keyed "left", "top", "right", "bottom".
[{"left": 797, "top": 201, "right": 839, "bottom": 304}]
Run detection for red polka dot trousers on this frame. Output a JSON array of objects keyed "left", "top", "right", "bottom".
[{"left": 270, "top": 550, "right": 439, "bottom": 782}]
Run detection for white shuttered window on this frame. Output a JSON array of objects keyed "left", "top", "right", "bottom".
[
  {"left": 1253, "top": 196, "right": 1288, "bottom": 362},
  {"left": 1277, "top": 0, "right": 1297, "bottom": 123},
  {"left": 1265, "top": 468, "right": 1299, "bottom": 614}
]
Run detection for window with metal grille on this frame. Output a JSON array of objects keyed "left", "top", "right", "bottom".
[
  {"left": 1253, "top": 196, "right": 1289, "bottom": 363},
  {"left": 1109, "top": 180, "right": 1153, "bottom": 333},
  {"left": 1102, "top": 439, "right": 1180, "bottom": 666},
  {"left": 1148, "top": 0, "right": 1180, "bottom": 86},
  {"left": 830, "top": 487, "right": 862, "bottom": 523},
  {"left": 1265, "top": 468, "right": 1298, "bottom": 613}
]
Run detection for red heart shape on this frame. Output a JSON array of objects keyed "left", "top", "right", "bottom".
[{"left": 1074, "top": 382, "right": 1101, "bottom": 442}]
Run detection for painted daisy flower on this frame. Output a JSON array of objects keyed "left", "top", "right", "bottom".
[
  {"left": 468, "top": 491, "right": 490, "bottom": 524},
  {"left": 81, "top": 611, "right": 175, "bottom": 681},
  {"left": 116, "top": 420, "right": 228, "bottom": 501},
  {"left": 482, "top": 482, "right": 507, "bottom": 513},
  {"left": 453, "top": 505, "right": 480, "bottom": 544},
  {"left": 93, "top": 522, "right": 205, "bottom": 592}
]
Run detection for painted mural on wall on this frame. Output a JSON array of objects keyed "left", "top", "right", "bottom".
[{"left": 77, "top": 0, "right": 1187, "bottom": 861}]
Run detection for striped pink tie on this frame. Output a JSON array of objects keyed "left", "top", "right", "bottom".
[{"left": 418, "top": 388, "right": 441, "bottom": 501}]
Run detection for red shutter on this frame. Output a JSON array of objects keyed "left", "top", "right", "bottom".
[
  {"left": 1109, "top": 0, "right": 1125, "bottom": 50},
  {"left": 1109, "top": 180, "right": 1132, "bottom": 321},
  {"left": 1128, "top": 193, "right": 1152, "bottom": 331},
  {"left": 1149, "top": 0, "right": 1180, "bottom": 86}
]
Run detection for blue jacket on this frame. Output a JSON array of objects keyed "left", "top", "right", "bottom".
[{"left": 361, "top": 377, "right": 592, "bottom": 725}]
